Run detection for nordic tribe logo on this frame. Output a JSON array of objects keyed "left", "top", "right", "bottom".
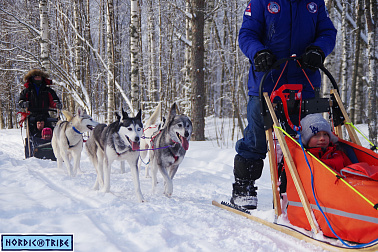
[{"left": 1, "top": 234, "right": 73, "bottom": 251}]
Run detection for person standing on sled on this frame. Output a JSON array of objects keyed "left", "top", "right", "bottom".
[
  {"left": 19, "top": 69, "right": 62, "bottom": 129},
  {"left": 231, "top": 0, "right": 337, "bottom": 209}
]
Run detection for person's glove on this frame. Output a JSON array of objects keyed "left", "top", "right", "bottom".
[
  {"left": 300, "top": 46, "right": 325, "bottom": 71},
  {"left": 253, "top": 50, "right": 276, "bottom": 72},
  {"left": 19, "top": 101, "right": 29, "bottom": 109}
]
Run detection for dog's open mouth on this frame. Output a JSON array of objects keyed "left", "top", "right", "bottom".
[
  {"left": 177, "top": 133, "right": 189, "bottom": 150},
  {"left": 87, "top": 125, "right": 94, "bottom": 130},
  {"left": 126, "top": 136, "right": 140, "bottom": 151}
]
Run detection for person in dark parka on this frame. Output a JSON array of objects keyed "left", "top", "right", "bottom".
[{"left": 19, "top": 69, "right": 62, "bottom": 129}]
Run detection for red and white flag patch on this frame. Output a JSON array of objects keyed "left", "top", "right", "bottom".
[{"left": 245, "top": 3, "right": 252, "bottom": 16}]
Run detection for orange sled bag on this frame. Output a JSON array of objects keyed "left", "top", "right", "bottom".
[{"left": 285, "top": 137, "right": 378, "bottom": 244}]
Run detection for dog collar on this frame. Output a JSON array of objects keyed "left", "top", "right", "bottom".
[{"left": 72, "top": 126, "right": 83, "bottom": 134}]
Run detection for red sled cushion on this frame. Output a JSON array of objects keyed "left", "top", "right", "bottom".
[{"left": 341, "top": 162, "right": 378, "bottom": 181}]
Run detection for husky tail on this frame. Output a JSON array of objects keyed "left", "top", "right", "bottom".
[
  {"left": 145, "top": 102, "right": 161, "bottom": 127},
  {"left": 61, "top": 110, "right": 74, "bottom": 122}
]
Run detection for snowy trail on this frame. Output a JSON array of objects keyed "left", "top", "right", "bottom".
[{"left": 0, "top": 129, "right": 323, "bottom": 251}]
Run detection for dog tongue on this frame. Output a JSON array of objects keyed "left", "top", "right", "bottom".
[
  {"left": 132, "top": 141, "right": 140, "bottom": 151},
  {"left": 181, "top": 136, "right": 189, "bottom": 150}
]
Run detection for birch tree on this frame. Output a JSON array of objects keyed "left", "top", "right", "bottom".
[
  {"left": 39, "top": 0, "right": 50, "bottom": 71},
  {"left": 365, "top": 0, "right": 377, "bottom": 145},
  {"left": 130, "top": 0, "right": 140, "bottom": 113},
  {"left": 349, "top": 0, "right": 363, "bottom": 123},
  {"left": 106, "top": 0, "right": 115, "bottom": 123},
  {"left": 147, "top": 0, "right": 159, "bottom": 105},
  {"left": 341, "top": 0, "right": 350, "bottom": 104}
]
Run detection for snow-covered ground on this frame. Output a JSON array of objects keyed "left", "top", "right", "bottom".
[{"left": 0, "top": 121, "right": 373, "bottom": 251}]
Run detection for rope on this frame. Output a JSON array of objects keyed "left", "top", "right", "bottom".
[
  {"left": 273, "top": 125, "right": 378, "bottom": 248},
  {"left": 296, "top": 60, "right": 315, "bottom": 90},
  {"left": 136, "top": 145, "right": 173, "bottom": 152},
  {"left": 345, "top": 122, "right": 378, "bottom": 151}
]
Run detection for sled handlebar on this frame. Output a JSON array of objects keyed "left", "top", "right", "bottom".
[
  {"left": 258, "top": 56, "right": 339, "bottom": 102},
  {"left": 26, "top": 108, "right": 58, "bottom": 113}
]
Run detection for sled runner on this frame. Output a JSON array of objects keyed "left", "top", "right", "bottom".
[
  {"left": 212, "top": 200, "right": 378, "bottom": 251},
  {"left": 215, "top": 56, "right": 378, "bottom": 249},
  {"left": 18, "top": 109, "right": 58, "bottom": 161}
]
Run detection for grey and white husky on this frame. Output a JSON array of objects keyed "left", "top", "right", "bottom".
[
  {"left": 52, "top": 107, "right": 99, "bottom": 177},
  {"left": 149, "top": 103, "right": 192, "bottom": 197},
  {"left": 85, "top": 109, "right": 145, "bottom": 202}
]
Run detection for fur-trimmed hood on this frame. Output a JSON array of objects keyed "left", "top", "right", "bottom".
[{"left": 23, "top": 69, "right": 50, "bottom": 82}]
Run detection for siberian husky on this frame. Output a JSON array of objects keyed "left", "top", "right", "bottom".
[
  {"left": 52, "top": 107, "right": 99, "bottom": 177},
  {"left": 139, "top": 102, "right": 166, "bottom": 178},
  {"left": 85, "top": 109, "right": 145, "bottom": 202},
  {"left": 149, "top": 103, "right": 192, "bottom": 197}
]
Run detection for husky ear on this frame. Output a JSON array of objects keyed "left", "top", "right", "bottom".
[
  {"left": 136, "top": 109, "right": 142, "bottom": 120},
  {"left": 122, "top": 108, "right": 129, "bottom": 120},
  {"left": 115, "top": 112, "right": 121, "bottom": 121},
  {"left": 175, "top": 103, "right": 180, "bottom": 115},
  {"left": 168, "top": 103, "right": 177, "bottom": 122},
  {"left": 77, "top": 107, "right": 83, "bottom": 117}
]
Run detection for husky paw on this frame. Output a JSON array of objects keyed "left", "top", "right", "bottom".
[
  {"left": 164, "top": 192, "right": 172, "bottom": 198},
  {"left": 100, "top": 187, "right": 110, "bottom": 193}
]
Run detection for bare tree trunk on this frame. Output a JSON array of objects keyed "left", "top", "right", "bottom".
[
  {"left": 183, "top": 0, "right": 192, "bottom": 115},
  {"left": 147, "top": 0, "right": 158, "bottom": 105},
  {"left": 0, "top": 99, "right": 4, "bottom": 129},
  {"left": 73, "top": 0, "right": 83, "bottom": 114},
  {"left": 191, "top": 0, "right": 205, "bottom": 141},
  {"left": 355, "top": 45, "right": 364, "bottom": 124},
  {"left": 39, "top": 0, "right": 50, "bottom": 71},
  {"left": 130, "top": 0, "right": 140, "bottom": 112},
  {"left": 84, "top": 0, "right": 92, "bottom": 114},
  {"left": 341, "top": 0, "right": 350, "bottom": 104},
  {"left": 365, "top": 0, "right": 377, "bottom": 145},
  {"left": 158, "top": 0, "right": 163, "bottom": 105},
  {"left": 350, "top": 0, "right": 363, "bottom": 123},
  {"left": 106, "top": 0, "right": 115, "bottom": 123}
]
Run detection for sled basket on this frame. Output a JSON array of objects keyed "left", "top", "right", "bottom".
[{"left": 261, "top": 56, "right": 378, "bottom": 245}]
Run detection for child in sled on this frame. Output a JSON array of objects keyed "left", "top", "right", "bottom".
[{"left": 300, "top": 113, "right": 352, "bottom": 173}]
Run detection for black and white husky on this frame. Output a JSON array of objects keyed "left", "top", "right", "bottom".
[
  {"left": 85, "top": 109, "right": 144, "bottom": 202},
  {"left": 52, "top": 107, "right": 99, "bottom": 177},
  {"left": 149, "top": 103, "right": 192, "bottom": 197}
]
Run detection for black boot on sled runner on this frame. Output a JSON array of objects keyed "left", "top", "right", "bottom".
[{"left": 230, "top": 154, "right": 263, "bottom": 209}]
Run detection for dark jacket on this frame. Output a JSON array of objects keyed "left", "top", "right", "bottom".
[
  {"left": 19, "top": 78, "right": 60, "bottom": 113},
  {"left": 239, "top": 0, "right": 337, "bottom": 98}
]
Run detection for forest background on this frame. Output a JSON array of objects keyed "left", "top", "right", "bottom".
[{"left": 0, "top": 0, "right": 377, "bottom": 145}]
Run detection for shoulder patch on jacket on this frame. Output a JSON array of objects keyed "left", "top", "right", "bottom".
[{"left": 244, "top": 3, "right": 252, "bottom": 16}]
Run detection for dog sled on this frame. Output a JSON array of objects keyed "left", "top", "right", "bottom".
[
  {"left": 214, "top": 56, "right": 378, "bottom": 250},
  {"left": 18, "top": 109, "right": 58, "bottom": 161}
]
